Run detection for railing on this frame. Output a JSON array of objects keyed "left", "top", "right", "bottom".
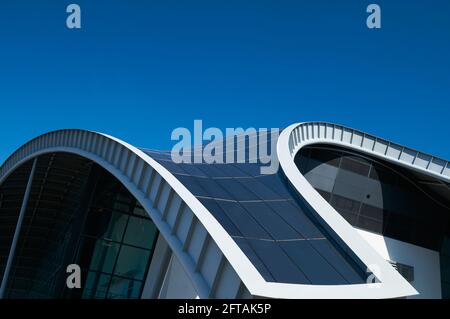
[{"left": 286, "top": 122, "right": 450, "bottom": 181}]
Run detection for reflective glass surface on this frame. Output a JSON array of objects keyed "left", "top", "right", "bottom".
[
  {"left": 141, "top": 131, "right": 368, "bottom": 285},
  {"left": 296, "top": 145, "right": 450, "bottom": 251},
  {"left": 2, "top": 154, "right": 159, "bottom": 299}
]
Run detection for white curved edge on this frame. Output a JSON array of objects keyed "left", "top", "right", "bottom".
[
  {"left": 0, "top": 128, "right": 421, "bottom": 299},
  {"left": 277, "top": 122, "right": 443, "bottom": 299}
]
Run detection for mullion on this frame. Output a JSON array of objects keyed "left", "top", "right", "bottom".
[{"left": 103, "top": 201, "right": 134, "bottom": 299}]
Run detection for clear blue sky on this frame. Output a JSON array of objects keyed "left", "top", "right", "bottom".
[{"left": 0, "top": 0, "right": 449, "bottom": 164}]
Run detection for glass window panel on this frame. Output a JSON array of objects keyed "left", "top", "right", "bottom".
[
  {"left": 178, "top": 164, "right": 208, "bottom": 177},
  {"left": 115, "top": 192, "right": 134, "bottom": 205},
  {"left": 232, "top": 163, "right": 261, "bottom": 177},
  {"left": 195, "top": 164, "right": 230, "bottom": 178},
  {"left": 114, "top": 245, "right": 150, "bottom": 280},
  {"left": 107, "top": 276, "right": 142, "bottom": 299},
  {"left": 340, "top": 156, "right": 371, "bottom": 176},
  {"left": 309, "top": 239, "right": 366, "bottom": 284},
  {"left": 236, "top": 178, "right": 283, "bottom": 200},
  {"left": 215, "top": 164, "right": 249, "bottom": 177},
  {"left": 194, "top": 178, "right": 232, "bottom": 199},
  {"left": 82, "top": 271, "right": 111, "bottom": 299},
  {"left": 198, "top": 198, "right": 242, "bottom": 237},
  {"left": 132, "top": 205, "right": 148, "bottom": 218},
  {"left": 360, "top": 203, "right": 384, "bottom": 221},
  {"left": 233, "top": 237, "right": 274, "bottom": 282},
  {"left": 257, "top": 175, "right": 292, "bottom": 198},
  {"left": 330, "top": 194, "right": 361, "bottom": 214},
  {"left": 112, "top": 201, "right": 132, "bottom": 214},
  {"left": 174, "top": 175, "right": 209, "bottom": 197},
  {"left": 240, "top": 202, "right": 300, "bottom": 240},
  {"left": 214, "top": 200, "right": 272, "bottom": 240},
  {"left": 279, "top": 240, "right": 348, "bottom": 285},
  {"left": 103, "top": 211, "right": 129, "bottom": 242},
  {"left": 123, "top": 216, "right": 157, "bottom": 248},
  {"left": 158, "top": 160, "right": 187, "bottom": 175},
  {"left": 266, "top": 201, "right": 324, "bottom": 239},
  {"left": 369, "top": 164, "right": 397, "bottom": 185},
  {"left": 214, "top": 179, "right": 259, "bottom": 201},
  {"left": 245, "top": 238, "right": 310, "bottom": 284},
  {"left": 82, "top": 208, "right": 110, "bottom": 238},
  {"left": 88, "top": 239, "right": 121, "bottom": 274}
]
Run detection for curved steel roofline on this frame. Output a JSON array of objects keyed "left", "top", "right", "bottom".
[
  {"left": 0, "top": 124, "right": 436, "bottom": 298},
  {"left": 277, "top": 122, "right": 450, "bottom": 299}
]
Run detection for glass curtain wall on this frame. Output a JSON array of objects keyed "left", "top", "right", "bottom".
[{"left": 3, "top": 154, "right": 159, "bottom": 299}]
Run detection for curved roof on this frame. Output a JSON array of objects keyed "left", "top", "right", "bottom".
[
  {"left": 2, "top": 122, "right": 445, "bottom": 298},
  {"left": 141, "top": 144, "right": 368, "bottom": 287}
]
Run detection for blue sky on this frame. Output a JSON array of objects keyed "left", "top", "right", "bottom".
[{"left": 0, "top": 0, "right": 449, "bottom": 163}]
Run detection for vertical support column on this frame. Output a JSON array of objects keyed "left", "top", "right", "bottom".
[{"left": 0, "top": 157, "right": 37, "bottom": 298}]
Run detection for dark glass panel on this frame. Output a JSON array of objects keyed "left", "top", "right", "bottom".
[
  {"left": 84, "top": 211, "right": 129, "bottom": 242},
  {"left": 107, "top": 276, "right": 142, "bottom": 299},
  {"left": 240, "top": 202, "right": 300, "bottom": 240},
  {"left": 214, "top": 200, "right": 272, "bottom": 240},
  {"left": 265, "top": 200, "right": 324, "bottom": 239},
  {"left": 244, "top": 238, "right": 310, "bottom": 284},
  {"left": 359, "top": 203, "right": 384, "bottom": 221},
  {"left": 157, "top": 160, "right": 188, "bottom": 175},
  {"left": 214, "top": 178, "right": 259, "bottom": 201},
  {"left": 309, "top": 239, "right": 366, "bottom": 284},
  {"left": 257, "top": 174, "right": 293, "bottom": 198},
  {"left": 198, "top": 198, "right": 243, "bottom": 237},
  {"left": 113, "top": 245, "right": 151, "bottom": 280},
  {"left": 308, "top": 148, "right": 341, "bottom": 168},
  {"left": 231, "top": 163, "right": 262, "bottom": 177},
  {"left": 279, "top": 240, "right": 348, "bottom": 285},
  {"left": 194, "top": 164, "right": 231, "bottom": 178},
  {"left": 233, "top": 237, "right": 275, "bottom": 282},
  {"left": 84, "top": 238, "right": 121, "bottom": 274},
  {"left": 236, "top": 178, "right": 283, "bottom": 200},
  {"left": 82, "top": 271, "right": 111, "bottom": 299},
  {"left": 330, "top": 194, "right": 360, "bottom": 214},
  {"left": 174, "top": 175, "right": 209, "bottom": 197},
  {"left": 369, "top": 163, "right": 397, "bottom": 186},
  {"left": 123, "top": 216, "right": 158, "bottom": 249},
  {"left": 178, "top": 163, "right": 208, "bottom": 177},
  {"left": 2, "top": 154, "right": 159, "bottom": 299},
  {"left": 340, "top": 156, "right": 371, "bottom": 177},
  {"left": 215, "top": 164, "right": 249, "bottom": 177}
]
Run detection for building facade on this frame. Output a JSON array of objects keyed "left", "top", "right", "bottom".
[{"left": 0, "top": 122, "right": 449, "bottom": 299}]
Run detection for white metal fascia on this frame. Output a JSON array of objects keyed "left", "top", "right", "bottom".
[{"left": 276, "top": 122, "right": 450, "bottom": 299}]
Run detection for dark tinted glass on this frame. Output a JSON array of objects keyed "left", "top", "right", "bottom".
[
  {"left": 297, "top": 145, "right": 450, "bottom": 251},
  {"left": 279, "top": 240, "right": 348, "bottom": 285},
  {"left": 265, "top": 200, "right": 324, "bottom": 239},
  {"left": 214, "top": 200, "right": 272, "bottom": 240},
  {"left": 244, "top": 238, "right": 310, "bottom": 284},
  {"left": 3, "top": 156, "right": 160, "bottom": 299},
  {"left": 240, "top": 202, "right": 300, "bottom": 240},
  {"left": 214, "top": 179, "right": 259, "bottom": 201},
  {"left": 340, "top": 157, "right": 370, "bottom": 176}
]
